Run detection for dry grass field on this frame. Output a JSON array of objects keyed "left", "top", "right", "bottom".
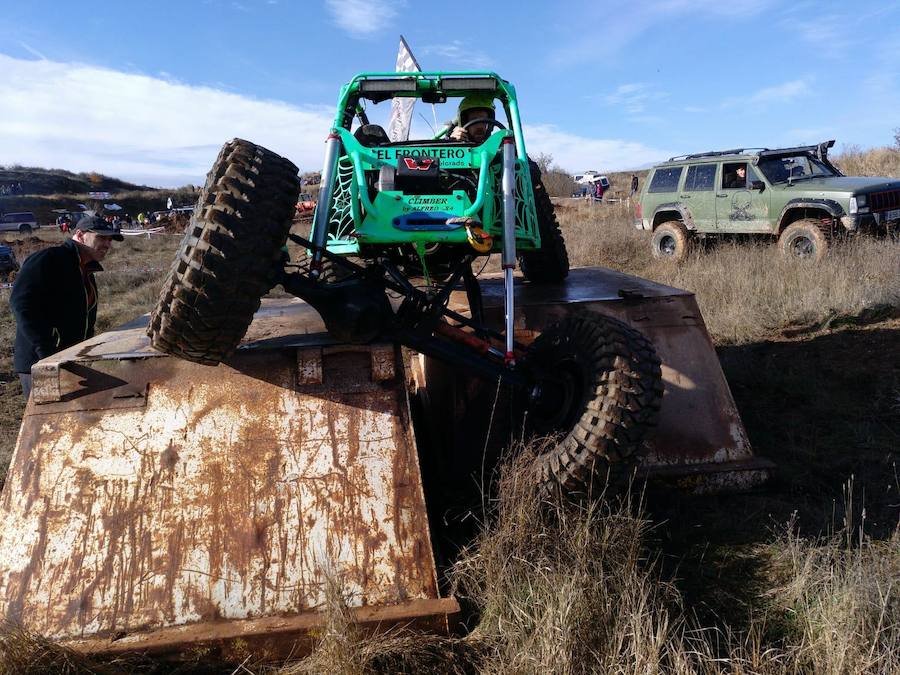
[{"left": 0, "top": 197, "right": 898, "bottom": 673}]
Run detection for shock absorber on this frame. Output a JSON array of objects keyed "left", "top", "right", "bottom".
[
  {"left": 311, "top": 130, "right": 342, "bottom": 277},
  {"left": 500, "top": 136, "right": 517, "bottom": 365}
]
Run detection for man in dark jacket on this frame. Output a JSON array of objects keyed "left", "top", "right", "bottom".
[{"left": 10, "top": 215, "right": 123, "bottom": 399}]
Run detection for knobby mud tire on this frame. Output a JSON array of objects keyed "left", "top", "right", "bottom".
[
  {"left": 651, "top": 220, "right": 692, "bottom": 263},
  {"left": 778, "top": 219, "right": 830, "bottom": 262},
  {"left": 526, "top": 313, "right": 664, "bottom": 494},
  {"left": 148, "top": 139, "right": 300, "bottom": 365},
  {"left": 519, "top": 160, "right": 570, "bottom": 283}
]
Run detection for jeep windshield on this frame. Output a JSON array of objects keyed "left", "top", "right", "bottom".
[{"left": 757, "top": 153, "right": 838, "bottom": 184}]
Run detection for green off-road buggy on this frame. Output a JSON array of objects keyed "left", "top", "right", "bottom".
[{"left": 148, "top": 72, "right": 662, "bottom": 493}]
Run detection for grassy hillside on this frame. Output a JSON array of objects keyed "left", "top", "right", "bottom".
[
  {"left": 0, "top": 165, "right": 201, "bottom": 226},
  {"left": 0, "top": 166, "right": 153, "bottom": 196}
]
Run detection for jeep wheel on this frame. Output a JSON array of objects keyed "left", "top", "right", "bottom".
[
  {"left": 779, "top": 220, "right": 829, "bottom": 262},
  {"left": 524, "top": 313, "right": 663, "bottom": 494},
  {"left": 148, "top": 139, "right": 300, "bottom": 365},
  {"left": 651, "top": 221, "right": 691, "bottom": 262},
  {"left": 18, "top": 225, "right": 32, "bottom": 234},
  {"left": 519, "top": 160, "right": 570, "bottom": 283}
]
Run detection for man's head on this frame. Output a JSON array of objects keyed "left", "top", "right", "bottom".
[
  {"left": 736, "top": 165, "right": 746, "bottom": 179},
  {"left": 73, "top": 215, "right": 123, "bottom": 262},
  {"left": 458, "top": 93, "right": 496, "bottom": 143}
]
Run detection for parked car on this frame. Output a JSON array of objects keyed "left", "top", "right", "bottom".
[
  {"left": 636, "top": 140, "right": 900, "bottom": 262},
  {"left": 0, "top": 244, "right": 19, "bottom": 280},
  {"left": 296, "top": 192, "right": 316, "bottom": 215},
  {"left": 0, "top": 212, "right": 39, "bottom": 234},
  {"left": 573, "top": 172, "right": 610, "bottom": 198}
]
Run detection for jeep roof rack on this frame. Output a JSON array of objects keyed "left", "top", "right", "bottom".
[{"left": 667, "top": 148, "right": 768, "bottom": 162}]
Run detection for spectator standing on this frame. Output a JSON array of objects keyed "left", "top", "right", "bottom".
[{"left": 10, "top": 216, "right": 123, "bottom": 399}]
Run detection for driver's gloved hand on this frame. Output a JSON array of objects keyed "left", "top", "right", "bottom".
[{"left": 450, "top": 126, "right": 469, "bottom": 142}]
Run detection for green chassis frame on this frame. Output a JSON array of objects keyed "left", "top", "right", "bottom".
[{"left": 308, "top": 72, "right": 542, "bottom": 258}]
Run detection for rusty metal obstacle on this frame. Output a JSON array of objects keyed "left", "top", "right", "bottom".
[{"left": 0, "top": 267, "right": 771, "bottom": 661}]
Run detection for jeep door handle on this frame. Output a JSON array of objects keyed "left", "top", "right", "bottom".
[
  {"left": 716, "top": 194, "right": 727, "bottom": 198},
  {"left": 679, "top": 195, "right": 691, "bottom": 199}
]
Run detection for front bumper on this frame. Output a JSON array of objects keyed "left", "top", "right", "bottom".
[{"left": 841, "top": 211, "right": 899, "bottom": 232}]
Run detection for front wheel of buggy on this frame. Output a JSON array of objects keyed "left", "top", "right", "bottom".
[
  {"left": 519, "top": 160, "right": 570, "bottom": 283},
  {"left": 147, "top": 138, "right": 300, "bottom": 365},
  {"left": 525, "top": 313, "right": 663, "bottom": 495}
]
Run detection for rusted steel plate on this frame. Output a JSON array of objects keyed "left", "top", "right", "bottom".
[
  {"left": 0, "top": 342, "right": 452, "bottom": 656},
  {"left": 445, "top": 267, "right": 771, "bottom": 485}
]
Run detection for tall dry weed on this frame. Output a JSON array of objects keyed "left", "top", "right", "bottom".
[
  {"left": 449, "top": 449, "right": 700, "bottom": 675},
  {"left": 556, "top": 201, "right": 900, "bottom": 343}
]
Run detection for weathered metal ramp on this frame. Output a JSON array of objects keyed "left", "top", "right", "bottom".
[
  {"left": 437, "top": 267, "right": 773, "bottom": 493},
  {"left": 0, "top": 266, "right": 771, "bottom": 661},
  {"left": 0, "top": 304, "right": 456, "bottom": 661}
]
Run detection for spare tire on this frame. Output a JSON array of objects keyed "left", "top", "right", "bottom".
[
  {"left": 524, "top": 313, "right": 664, "bottom": 493},
  {"left": 519, "top": 160, "right": 570, "bottom": 283},
  {"left": 148, "top": 139, "right": 300, "bottom": 364}
]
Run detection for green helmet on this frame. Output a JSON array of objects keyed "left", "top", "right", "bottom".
[{"left": 458, "top": 93, "right": 496, "bottom": 121}]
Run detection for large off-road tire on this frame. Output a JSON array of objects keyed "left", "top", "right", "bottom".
[
  {"left": 651, "top": 220, "right": 692, "bottom": 262},
  {"left": 519, "top": 160, "right": 570, "bottom": 282},
  {"left": 148, "top": 139, "right": 300, "bottom": 365},
  {"left": 778, "top": 219, "right": 829, "bottom": 262},
  {"left": 525, "top": 313, "right": 663, "bottom": 494}
]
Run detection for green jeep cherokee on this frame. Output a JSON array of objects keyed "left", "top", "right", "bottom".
[{"left": 635, "top": 141, "right": 900, "bottom": 261}]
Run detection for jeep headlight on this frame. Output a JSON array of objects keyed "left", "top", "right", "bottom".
[{"left": 849, "top": 195, "right": 869, "bottom": 215}]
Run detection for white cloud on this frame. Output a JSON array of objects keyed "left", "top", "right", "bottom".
[
  {"left": 549, "top": 0, "right": 774, "bottom": 66},
  {"left": 18, "top": 41, "right": 47, "bottom": 61},
  {"left": 324, "top": 0, "right": 401, "bottom": 38},
  {"left": 524, "top": 123, "right": 670, "bottom": 172},
  {"left": 0, "top": 54, "right": 334, "bottom": 187},
  {"left": 721, "top": 79, "right": 811, "bottom": 109},
  {"left": 599, "top": 82, "right": 667, "bottom": 114},
  {"left": 421, "top": 41, "right": 494, "bottom": 70}
]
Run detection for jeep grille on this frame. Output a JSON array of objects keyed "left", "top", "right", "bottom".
[{"left": 868, "top": 189, "right": 900, "bottom": 212}]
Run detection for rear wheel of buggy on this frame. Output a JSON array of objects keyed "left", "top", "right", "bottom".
[
  {"left": 524, "top": 313, "right": 663, "bottom": 494},
  {"left": 148, "top": 139, "right": 300, "bottom": 365},
  {"left": 519, "top": 160, "right": 570, "bottom": 283}
]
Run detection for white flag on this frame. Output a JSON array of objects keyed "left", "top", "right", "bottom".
[{"left": 386, "top": 35, "right": 422, "bottom": 143}]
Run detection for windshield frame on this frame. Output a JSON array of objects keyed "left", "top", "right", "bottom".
[{"left": 757, "top": 152, "right": 838, "bottom": 184}]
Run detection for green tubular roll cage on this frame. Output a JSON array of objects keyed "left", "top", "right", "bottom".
[{"left": 309, "top": 72, "right": 541, "bottom": 256}]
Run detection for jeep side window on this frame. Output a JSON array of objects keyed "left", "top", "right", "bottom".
[
  {"left": 722, "top": 163, "right": 748, "bottom": 189},
  {"left": 648, "top": 166, "right": 683, "bottom": 193},
  {"left": 683, "top": 164, "right": 716, "bottom": 192}
]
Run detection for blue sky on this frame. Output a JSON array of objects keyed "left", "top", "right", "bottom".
[{"left": 1, "top": 0, "right": 898, "bottom": 186}]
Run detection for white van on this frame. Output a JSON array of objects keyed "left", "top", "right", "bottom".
[{"left": 0, "top": 212, "right": 39, "bottom": 233}]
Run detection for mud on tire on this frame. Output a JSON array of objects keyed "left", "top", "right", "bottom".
[
  {"left": 651, "top": 220, "right": 692, "bottom": 262},
  {"left": 519, "top": 160, "right": 570, "bottom": 283},
  {"left": 525, "top": 313, "right": 664, "bottom": 494},
  {"left": 778, "top": 219, "right": 830, "bottom": 262},
  {"left": 148, "top": 139, "right": 300, "bottom": 365}
]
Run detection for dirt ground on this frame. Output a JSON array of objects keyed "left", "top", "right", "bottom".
[{"left": 654, "top": 317, "right": 899, "bottom": 630}]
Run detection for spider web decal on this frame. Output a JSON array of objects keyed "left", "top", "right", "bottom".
[
  {"left": 488, "top": 161, "right": 536, "bottom": 239},
  {"left": 327, "top": 157, "right": 356, "bottom": 243}
]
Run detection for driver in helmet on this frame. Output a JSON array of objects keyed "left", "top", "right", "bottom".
[{"left": 450, "top": 93, "right": 496, "bottom": 144}]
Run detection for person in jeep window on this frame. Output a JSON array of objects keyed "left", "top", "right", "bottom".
[
  {"left": 450, "top": 93, "right": 496, "bottom": 144},
  {"left": 723, "top": 164, "right": 747, "bottom": 189},
  {"left": 10, "top": 215, "right": 123, "bottom": 399}
]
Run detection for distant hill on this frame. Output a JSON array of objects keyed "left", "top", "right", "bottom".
[
  {"left": 0, "top": 166, "right": 155, "bottom": 197},
  {"left": 0, "top": 166, "right": 199, "bottom": 228}
]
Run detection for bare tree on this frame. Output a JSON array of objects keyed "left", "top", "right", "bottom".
[{"left": 533, "top": 152, "right": 554, "bottom": 174}]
